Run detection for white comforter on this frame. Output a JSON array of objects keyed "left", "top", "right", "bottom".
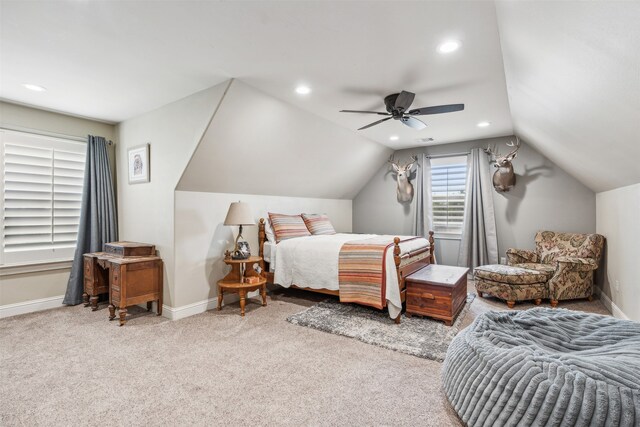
[{"left": 273, "top": 233, "right": 429, "bottom": 318}]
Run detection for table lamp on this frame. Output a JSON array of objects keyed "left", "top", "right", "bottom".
[{"left": 224, "top": 201, "right": 255, "bottom": 260}]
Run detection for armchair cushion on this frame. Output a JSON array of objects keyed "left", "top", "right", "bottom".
[
  {"left": 512, "top": 263, "right": 556, "bottom": 281},
  {"left": 506, "top": 248, "right": 539, "bottom": 265}
]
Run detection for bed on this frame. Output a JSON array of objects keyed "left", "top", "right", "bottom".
[{"left": 258, "top": 218, "right": 434, "bottom": 323}]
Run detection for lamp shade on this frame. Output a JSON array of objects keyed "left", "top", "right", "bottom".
[{"left": 223, "top": 202, "right": 255, "bottom": 226}]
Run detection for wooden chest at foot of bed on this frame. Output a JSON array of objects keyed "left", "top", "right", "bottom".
[{"left": 405, "top": 265, "right": 469, "bottom": 326}]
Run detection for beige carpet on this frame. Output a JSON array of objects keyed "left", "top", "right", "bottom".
[{"left": 0, "top": 282, "right": 610, "bottom": 426}]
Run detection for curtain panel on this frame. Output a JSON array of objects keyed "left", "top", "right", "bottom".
[
  {"left": 63, "top": 135, "right": 118, "bottom": 305},
  {"left": 457, "top": 148, "right": 499, "bottom": 269},
  {"left": 412, "top": 153, "right": 433, "bottom": 237}
]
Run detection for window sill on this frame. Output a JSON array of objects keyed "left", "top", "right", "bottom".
[
  {"left": 0, "top": 260, "right": 73, "bottom": 277},
  {"left": 434, "top": 234, "right": 462, "bottom": 241}
]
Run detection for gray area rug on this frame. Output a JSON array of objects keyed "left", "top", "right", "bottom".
[{"left": 287, "top": 293, "right": 475, "bottom": 361}]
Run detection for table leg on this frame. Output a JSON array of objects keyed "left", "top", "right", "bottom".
[
  {"left": 119, "top": 307, "right": 128, "bottom": 326},
  {"left": 261, "top": 284, "right": 267, "bottom": 307},
  {"left": 239, "top": 289, "right": 246, "bottom": 317},
  {"left": 90, "top": 296, "right": 99, "bottom": 311},
  {"left": 157, "top": 296, "right": 162, "bottom": 316},
  {"left": 83, "top": 292, "right": 90, "bottom": 307},
  {"left": 217, "top": 287, "right": 223, "bottom": 311},
  {"left": 108, "top": 304, "right": 116, "bottom": 321}
]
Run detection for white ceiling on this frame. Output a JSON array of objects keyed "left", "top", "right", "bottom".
[
  {"left": 0, "top": 0, "right": 513, "bottom": 149},
  {"left": 2, "top": 1, "right": 639, "bottom": 192},
  {"left": 495, "top": 1, "right": 640, "bottom": 192}
]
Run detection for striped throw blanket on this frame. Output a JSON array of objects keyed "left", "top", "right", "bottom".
[{"left": 338, "top": 236, "right": 417, "bottom": 309}]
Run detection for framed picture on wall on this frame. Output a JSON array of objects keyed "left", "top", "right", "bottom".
[{"left": 128, "top": 143, "right": 150, "bottom": 184}]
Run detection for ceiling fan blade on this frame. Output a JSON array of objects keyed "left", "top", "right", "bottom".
[
  {"left": 340, "top": 110, "right": 390, "bottom": 115},
  {"left": 358, "top": 116, "right": 393, "bottom": 130},
  {"left": 408, "top": 104, "right": 465, "bottom": 115},
  {"left": 401, "top": 116, "right": 427, "bottom": 130},
  {"left": 394, "top": 90, "right": 415, "bottom": 111}
]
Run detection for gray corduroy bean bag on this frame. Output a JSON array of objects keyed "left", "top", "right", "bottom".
[{"left": 442, "top": 308, "right": 640, "bottom": 426}]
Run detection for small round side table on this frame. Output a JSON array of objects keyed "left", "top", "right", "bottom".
[{"left": 217, "top": 255, "right": 267, "bottom": 317}]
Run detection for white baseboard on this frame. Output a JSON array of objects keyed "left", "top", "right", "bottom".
[
  {"left": 161, "top": 297, "right": 218, "bottom": 320},
  {"left": 161, "top": 290, "right": 260, "bottom": 321},
  {"left": 0, "top": 295, "right": 64, "bottom": 319},
  {"left": 594, "top": 288, "right": 629, "bottom": 320}
]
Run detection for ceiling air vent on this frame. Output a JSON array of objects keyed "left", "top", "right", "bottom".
[{"left": 417, "top": 137, "right": 434, "bottom": 143}]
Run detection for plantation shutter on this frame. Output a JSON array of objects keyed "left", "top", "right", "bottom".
[
  {"left": 1, "top": 130, "right": 86, "bottom": 265},
  {"left": 431, "top": 156, "right": 467, "bottom": 234}
]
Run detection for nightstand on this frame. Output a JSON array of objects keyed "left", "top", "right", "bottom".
[{"left": 217, "top": 255, "right": 267, "bottom": 317}]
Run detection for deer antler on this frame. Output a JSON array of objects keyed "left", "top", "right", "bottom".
[
  {"left": 505, "top": 137, "right": 521, "bottom": 159},
  {"left": 485, "top": 144, "right": 500, "bottom": 158}
]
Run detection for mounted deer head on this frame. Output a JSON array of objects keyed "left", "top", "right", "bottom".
[
  {"left": 485, "top": 137, "right": 521, "bottom": 192},
  {"left": 388, "top": 154, "right": 417, "bottom": 203}
]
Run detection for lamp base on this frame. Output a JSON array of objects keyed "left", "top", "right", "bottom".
[{"left": 231, "top": 225, "right": 251, "bottom": 260}]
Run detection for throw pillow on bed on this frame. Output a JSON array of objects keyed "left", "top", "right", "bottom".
[
  {"left": 268, "top": 213, "right": 311, "bottom": 243},
  {"left": 302, "top": 213, "right": 336, "bottom": 235}
]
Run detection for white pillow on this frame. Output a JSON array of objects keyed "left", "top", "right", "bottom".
[{"left": 264, "top": 218, "right": 276, "bottom": 243}]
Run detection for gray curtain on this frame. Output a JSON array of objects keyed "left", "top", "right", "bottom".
[
  {"left": 412, "top": 153, "right": 433, "bottom": 236},
  {"left": 63, "top": 136, "right": 118, "bottom": 305},
  {"left": 457, "top": 148, "right": 498, "bottom": 269}
]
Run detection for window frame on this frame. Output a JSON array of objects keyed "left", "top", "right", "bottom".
[
  {"left": 430, "top": 155, "right": 468, "bottom": 239},
  {"left": 0, "top": 129, "right": 87, "bottom": 267}
]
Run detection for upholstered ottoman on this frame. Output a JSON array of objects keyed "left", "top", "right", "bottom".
[
  {"left": 442, "top": 308, "right": 640, "bottom": 427},
  {"left": 474, "top": 264, "right": 551, "bottom": 308}
]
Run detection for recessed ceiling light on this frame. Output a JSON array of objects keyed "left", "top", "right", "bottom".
[
  {"left": 295, "top": 85, "right": 311, "bottom": 95},
  {"left": 22, "top": 83, "right": 47, "bottom": 92},
  {"left": 389, "top": 135, "right": 399, "bottom": 141},
  {"left": 437, "top": 40, "right": 461, "bottom": 54},
  {"left": 477, "top": 121, "right": 491, "bottom": 128}
]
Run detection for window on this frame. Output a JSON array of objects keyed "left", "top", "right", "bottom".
[
  {"left": 1, "top": 130, "right": 86, "bottom": 266},
  {"left": 431, "top": 156, "right": 467, "bottom": 235}
]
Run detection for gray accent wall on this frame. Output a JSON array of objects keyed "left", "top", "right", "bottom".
[{"left": 353, "top": 136, "right": 596, "bottom": 266}]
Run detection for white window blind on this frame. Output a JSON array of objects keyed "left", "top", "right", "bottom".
[
  {"left": 1, "top": 130, "right": 86, "bottom": 265},
  {"left": 431, "top": 156, "right": 468, "bottom": 235}
]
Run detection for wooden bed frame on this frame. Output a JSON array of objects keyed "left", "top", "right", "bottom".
[{"left": 257, "top": 218, "right": 435, "bottom": 323}]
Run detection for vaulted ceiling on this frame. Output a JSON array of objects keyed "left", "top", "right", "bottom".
[{"left": 1, "top": 1, "right": 638, "bottom": 192}]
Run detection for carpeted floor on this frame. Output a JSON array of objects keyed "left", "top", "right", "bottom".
[{"left": 0, "top": 282, "right": 610, "bottom": 426}]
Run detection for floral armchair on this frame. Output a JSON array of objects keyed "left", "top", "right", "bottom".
[{"left": 506, "top": 231, "right": 605, "bottom": 306}]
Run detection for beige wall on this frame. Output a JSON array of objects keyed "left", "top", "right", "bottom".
[
  {"left": 177, "top": 80, "right": 392, "bottom": 199},
  {"left": 174, "top": 191, "right": 352, "bottom": 308},
  {"left": 596, "top": 183, "right": 640, "bottom": 321},
  {"left": 115, "top": 82, "right": 230, "bottom": 308},
  {"left": 1, "top": 269, "right": 72, "bottom": 306},
  {"left": 353, "top": 137, "right": 596, "bottom": 266},
  {"left": 0, "top": 101, "right": 116, "bottom": 307}
]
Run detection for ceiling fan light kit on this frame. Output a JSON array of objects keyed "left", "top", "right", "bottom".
[{"left": 340, "top": 90, "right": 464, "bottom": 131}]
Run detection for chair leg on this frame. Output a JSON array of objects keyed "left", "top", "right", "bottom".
[
  {"left": 478, "top": 291, "right": 484, "bottom": 298},
  {"left": 534, "top": 299, "right": 542, "bottom": 306},
  {"left": 550, "top": 300, "right": 559, "bottom": 308},
  {"left": 587, "top": 295, "right": 594, "bottom": 302},
  {"left": 507, "top": 301, "right": 515, "bottom": 309}
]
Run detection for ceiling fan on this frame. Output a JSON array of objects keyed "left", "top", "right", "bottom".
[{"left": 340, "top": 90, "right": 464, "bottom": 131}]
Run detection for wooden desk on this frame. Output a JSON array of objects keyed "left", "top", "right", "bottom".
[
  {"left": 83, "top": 242, "right": 162, "bottom": 326},
  {"left": 217, "top": 256, "right": 267, "bottom": 317},
  {"left": 107, "top": 256, "right": 163, "bottom": 326}
]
